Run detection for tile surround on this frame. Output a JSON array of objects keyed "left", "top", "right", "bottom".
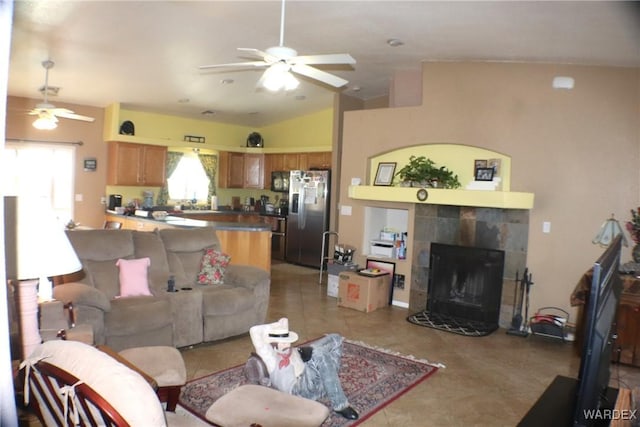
[{"left": 410, "top": 205, "right": 530, "bottom": 328}]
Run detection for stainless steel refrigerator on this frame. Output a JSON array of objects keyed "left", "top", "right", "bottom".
[{"left": 286, "top": 170, "right": 330, "bottom": 268}]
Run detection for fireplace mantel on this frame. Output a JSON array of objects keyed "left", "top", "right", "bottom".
[{"left": 348, "top": 185, "right": 534, "bottom": 209}]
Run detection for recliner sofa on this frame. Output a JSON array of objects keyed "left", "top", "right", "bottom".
[{"left": 53, "top": 227, "right": 270, "bottom": 351}]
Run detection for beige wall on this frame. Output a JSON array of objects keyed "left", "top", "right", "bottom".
[
  {"left": 6, "top": 96, "right": 107, "bottom": 229},
  {"left": 338, "top": 62, "right": 640, "bottom": 317}
]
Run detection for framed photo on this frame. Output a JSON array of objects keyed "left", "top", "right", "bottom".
[
  {"left": 474, "top": 159, "right": 488, "bottom": 174},
  {"left": 83, "top": 157, "right": 97, "bottom": 172},
  {"left": 487, "top": 158, "right": 501, "bottom": 177},
  {"left": 475, "top": 167, "right": 495, "bottom": 181},
  {"left": 374, "top": 162, "right": 396, "bottom": 186},
  {"left": 366, "top": 259, "right": 396, "bottom": 305}
]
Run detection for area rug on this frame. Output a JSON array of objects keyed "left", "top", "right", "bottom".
[{"left": 179, "top": 339, "right": 443, "bottom": 426}]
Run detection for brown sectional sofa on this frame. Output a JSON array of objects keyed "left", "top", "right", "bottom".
[{"left": 53, "top": 227, "right": 270, "bottom": 351}]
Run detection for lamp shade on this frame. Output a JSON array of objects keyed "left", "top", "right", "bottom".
[
  {"left": 16, "top": 196, "right": 81, "bottom": 280},
  {"left": 592, "top": 214, "right": 629, "bottom": 248}
]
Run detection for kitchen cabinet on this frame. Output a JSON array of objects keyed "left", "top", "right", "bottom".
[
  {"left": 218, "top": 151, "right": 264, "bottom": 189},
  {"left": 282, "top": 153, "right": 300, "bottom": 171},
  {"left": 299, "top": 151, "right": 332, "bottom": 170},
  {"left": 107, "top": 141, "right": 167, "bottom": 186}
]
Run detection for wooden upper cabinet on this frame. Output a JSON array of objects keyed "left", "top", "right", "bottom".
[
  {"left": 282, "top": 153, "right": 300, "bottom": 171},
  {"left": 219, "top": 151, "right": 264, "bottom": 189},
  {"left": 299, "top": 152, "right": 332, "bottom": 170},
  {"left": 107, "top": 141, "right": 167, "bottom": 186},
  {"left": 244, "top": 153, "right": 264, "bottom": 188}
]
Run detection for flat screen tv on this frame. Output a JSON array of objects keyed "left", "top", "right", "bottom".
[{"left": 573, "top": 234, "right": 623, "bottom": 427}]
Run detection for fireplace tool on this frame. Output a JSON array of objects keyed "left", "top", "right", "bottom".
[{"left": 507, "top": 268, "right": 533, "bottom": 337}]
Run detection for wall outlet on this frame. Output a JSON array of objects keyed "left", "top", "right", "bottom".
[
  {"left": 543, "top": 221, "right": 551, "bottom": 233},
  {"left": 100, "top": 196, "right": 106, "bottom": 205}
]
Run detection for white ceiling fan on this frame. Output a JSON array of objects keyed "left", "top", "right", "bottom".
[
  {"left": 29, "top": 60, "right": 95, "bottom": 130},
  {"left": 199, "top": 0, "right": 355, "bottom": 91}
]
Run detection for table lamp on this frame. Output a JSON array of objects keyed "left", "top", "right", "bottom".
[
  {"left": 14, "top": 196, "right": 82, "bottom": 359},
  {"left": 592, "top": 214, "right": 628, "bottom": 248}
]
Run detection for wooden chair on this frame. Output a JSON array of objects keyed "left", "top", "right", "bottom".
[{"left": 103, "top": 221, "right": 123, "bottom": 230}]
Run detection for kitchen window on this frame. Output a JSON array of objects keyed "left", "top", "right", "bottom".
[{"left": 167, "top": 154, "right": 210, "bottom": 202}]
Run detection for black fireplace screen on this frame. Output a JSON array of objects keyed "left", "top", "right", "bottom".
[{"left": 428, "top": 243, "right": 505, "bottom": 328}]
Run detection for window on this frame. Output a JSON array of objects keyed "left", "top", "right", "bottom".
[
  {"left": 167, "top": 154, "right": 209, "bottom": 202},
  {"left": 2, "top": 142, "right": 75, "bottom": 225}
]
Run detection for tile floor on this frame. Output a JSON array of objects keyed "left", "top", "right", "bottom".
[
  {"left": 181, "top": 262, "right": 640, "bottom": 427},
  {"left": 16, "top": 261, "right": 640, "bottom": 426}
]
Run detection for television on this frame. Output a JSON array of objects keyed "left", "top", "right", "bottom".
[{"left": 573, "top": 234, "right": 623, "bottom": 426}]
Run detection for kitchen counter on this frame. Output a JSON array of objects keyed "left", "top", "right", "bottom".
[{"left": 104, "top": 213, "right": 272, "bottom": 272}]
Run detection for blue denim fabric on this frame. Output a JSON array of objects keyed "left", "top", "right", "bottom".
[{"left": 291, "top": 333, "right": 350, "bottom": 410}]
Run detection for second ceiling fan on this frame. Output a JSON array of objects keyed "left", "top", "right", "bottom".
[{"left": 199, "top": 0, "right": 355, "bottom": 91}]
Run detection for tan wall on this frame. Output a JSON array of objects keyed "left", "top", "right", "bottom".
[
  {"left": 6, "top": 96, "right": 107, "bottom": 229},
  {"left": 338, "top": 62, "right": 640, "bottom": 317}
]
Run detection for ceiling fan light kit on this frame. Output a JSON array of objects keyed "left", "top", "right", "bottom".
[{"left": 33, "top": 115, "right": 58, "bottom": 130}]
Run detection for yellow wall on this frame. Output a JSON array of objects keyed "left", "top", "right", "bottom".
[
  {"left": 338, "top": 62, "right": 640, "bottom": 315},
  {"left": 259, "top": 108, "right": 333, "bottom": 149}
]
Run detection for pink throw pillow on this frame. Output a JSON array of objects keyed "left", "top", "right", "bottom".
[
  {"left": 116, "top": 257, "right": 152, "bottom": 297},
  {"left": 197, "top": 249, "right": 231, "bottom": 285}
]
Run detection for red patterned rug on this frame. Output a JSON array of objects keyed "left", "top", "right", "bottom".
[{"left": 179, "top": 339, "right": 443, "bottom": 426}]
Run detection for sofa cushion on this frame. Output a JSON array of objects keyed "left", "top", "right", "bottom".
[
  {"left": 160, "top": 228, "right": 220, "bottom": 286},
  {"left": 84, "top": 259, "right": 124, "bottom": 300},
  {"left": 106, "top": 296, "right": 172, "bottom": 337},
  {"left": 66, "top": 230, "right": 135, "bottom": 262},
  {"left": 201, "top": 285, "right": 255, "bottom": 316},
  {"left": 197, "top": 249, "right": 231, "bottom": 285},
  {"left": 116, "top": 258, "right": 152, "bottom": 297}
]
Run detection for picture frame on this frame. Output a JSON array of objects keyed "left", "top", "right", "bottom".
[
  {"left": 365, "top": 259, "right": 396, "bottom": 305},
  {"left": 83, "top": 157, "right": 97, "bottom": 172},
  {"left": 475, "top": 167, "right": 495, "bottom": 181},
  {"left": 487, "top": 158, "right": 501, "bottom": 177},
  {"left": 474, "top": 159, "right": 487, "bottom": 175},
  {"left": 374, "top": 162, "right": 396, "bottom": 186}
]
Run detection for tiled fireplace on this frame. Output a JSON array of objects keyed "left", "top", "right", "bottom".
[{"left": 409, "top": 204, "right": 530, "bottom": 328}]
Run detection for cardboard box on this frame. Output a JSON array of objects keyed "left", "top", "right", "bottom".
[
  {"left": 338, "top": 271, "right": 391, "bottom": 313},
  {"left": 327, "top": 274, "right": 339, "bottom": 297}
]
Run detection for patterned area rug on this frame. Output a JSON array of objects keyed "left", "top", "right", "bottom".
[
  {"left": 407, "top": 310, "right": 498, "bottom": 337},
  {"left": 179, "top": 339, "right": 443, "bottom": 426}
]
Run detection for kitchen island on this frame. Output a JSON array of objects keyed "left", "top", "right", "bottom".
[{"left": 104, "top": 213, "right": 271, "bottom": 272}]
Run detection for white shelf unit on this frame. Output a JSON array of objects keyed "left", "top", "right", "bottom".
[{"left": 363, "top": 207, "right": 409, "bottom": 260}]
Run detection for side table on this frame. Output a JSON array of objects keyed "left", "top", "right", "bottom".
[
  {"left": 571, "top": 270, "right": 640, "bottom": 367},
  {"left": 39, "top": 299, "right": 94, "bottom": 345}
]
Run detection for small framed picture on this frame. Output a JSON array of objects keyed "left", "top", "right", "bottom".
[
  {"left": 374, "top": 162, "right": 396, "bottom": 186},
  {"left": 474, "top": 159, "right": 487, "bottom": 173},
  {"left": 475, "top": 167, "right": 495, "bottom": 181},
  {"left": 83, "top": 157, "right": 97, "bottom": 172},
  {"left": 487, "top": 158, "right": 501, "bottom": 177}
]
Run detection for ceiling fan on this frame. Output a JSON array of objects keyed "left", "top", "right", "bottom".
[
  {"left": 29, "top": 60, "right": 95, "bottom": 130},
  {"left": 199, "top": 0, "right": 355, "bottom": 91}
]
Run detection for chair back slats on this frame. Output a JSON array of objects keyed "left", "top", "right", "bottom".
[{"left": 23, "top": 360, "right": 131, "bottom": 426}]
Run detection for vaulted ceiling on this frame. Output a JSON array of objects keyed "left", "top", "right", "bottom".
[{"left": 8, "top": 1, "right": 640, "bottom": 127}]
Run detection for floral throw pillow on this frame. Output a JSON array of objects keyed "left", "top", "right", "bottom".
[{"left": 197, "top": 249, "right": 231, "bottom": 285}]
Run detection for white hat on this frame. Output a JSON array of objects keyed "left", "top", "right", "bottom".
[{"left": 266, "top": 322, "right": 299, "bottom": 344}]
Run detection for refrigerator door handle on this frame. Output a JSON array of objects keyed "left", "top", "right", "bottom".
[{"left": 299, "top": 185, "right": 306, "bottom": 229}]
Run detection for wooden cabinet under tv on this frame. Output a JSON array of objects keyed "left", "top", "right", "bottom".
[{"left": 572, "top": 272, "right": 640, "bottom": 367}]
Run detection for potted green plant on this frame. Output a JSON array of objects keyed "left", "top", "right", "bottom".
[{"left": 394, "top": 155, "right": 461, "bottom": 189}]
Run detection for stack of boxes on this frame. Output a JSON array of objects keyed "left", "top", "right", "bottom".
[{"left": 327, "top": 244, "right": 358, "bottom": 298}]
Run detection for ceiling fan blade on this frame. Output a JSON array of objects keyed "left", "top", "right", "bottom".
[
  {"left": 237, "top": 48, "right": 279, "bottom": 63},
  {"left": 54, "top": 109, "right": 95, "bottom": 122},
  {"left": 291, "top": 53, "right": 356, "bottom": 66},
  {"left": 291, "top": 64, "right": 349, "bottom": 88},
  {"left": 199, "top": 61, "right": 268, "bottom": 70}
]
